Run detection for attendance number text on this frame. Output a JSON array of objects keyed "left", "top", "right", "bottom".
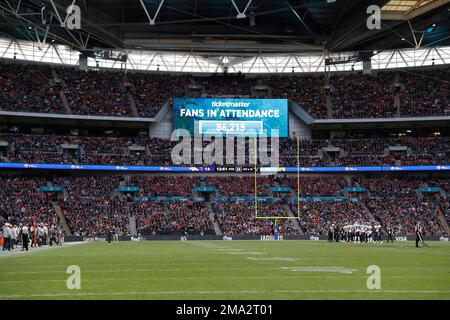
[{"left": 216, "top": 122, "right": 246, "bottom": 133}]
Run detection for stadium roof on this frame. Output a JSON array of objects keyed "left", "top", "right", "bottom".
[
  {"left": 382, "top": 0, "right": 443, "bottom": 17},
  {"left": 0, "top": 0, "right": 448, "bottom": 55},
  {"left": 383, "top": 0, "right": 434, "bottom": 12}
]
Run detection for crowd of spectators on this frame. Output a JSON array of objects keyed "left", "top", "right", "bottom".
[
  {"left": 2, "top": 62, "right": 448, "bottom": 119},
  {"left": 264, "top": 74, "right": 327, "bottom": 118},
  {"left": 399, "top": 68, "right": 450, "bottom": 117},
  {"left": 205, "top": 176, "right": 273, "bottom": 197},
  {"left": 130, "top": 200, "right": 212, "bottom": 235},
  {"left": 128, "top": 73, "right": 189, "bottom": 117},
  {"left": 279, "top": 136, "right": 450, "bottom": 166},
  {"left": 0, "top": 174, "right": 448, "bottom": 237},
  {"left": 0, "top": 176, "right": 58, "bottom": 227},
  {"left": 429, "top": 178, "right": 450, "bottom": 226},
  {"left": 213, "top": 201, "right": 297, "bottom": 236},
  {"left": 0, "top": 132, "right": 77, "bottom": 164},
  {"left": 355, "top": 177, "right": 446, "bottom": 236},
  {"left": 292, "top": 201, "right": 372, "bottom": 235},
  {"left": 60, "top": 68, "right": 132, "bottom": 116},
  {"left": 278, "top": 176, "right": 347, "bottom": 197},
  {"left": 1, "top": 132, "right": 449, "bottom": 167},
  {"left": 193, "top": 74, "right": 255, "bottom": 98},
  {"left": 206, "top": 175, "right": 448, "bottom": 236},
  {"left": 366, "top": 196, "right": 445, "bottom": 236},
  {"left": 128, "top": 175, "right": 200, "bottom": 197},
  {"left": 61, "top": 194, "right": 128, "bottom": 237},
  {"left": 330, "top": 72, "right": 397, "bottom": 118},
  {"left": 0, "top": 62, "right": 64, "bottom": 114},
  {"left": 56, "top": 176, "right": 129, "bottom": 236}
]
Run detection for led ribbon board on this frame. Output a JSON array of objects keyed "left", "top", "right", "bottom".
[
  {"left": 1, "top": 163, "right": 449, "bottom": 172},
  {"left": 173, "top": 98, "right": 288, "bottom": 137},
  {"left": 0, "top": 163, "right": 213, "bottom": 172}
]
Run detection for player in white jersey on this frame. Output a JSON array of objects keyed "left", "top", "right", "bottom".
[
  {"left": 43, "top": 224, "right": 48, "bottom": 246},
  {"left": 10, "top": 224, "right": 17, "bottom": 249},
  {"left": 348, "top": 224, "right": 355, "bottom": 242},
  {"left": 366, "top": 224, "right": 372, "bottom": 243},
  {"left": 363, "top": 224, "right": 368, "bottom": 242},
  {"left": 354, "top": 223, "right": 360, "bottom": 243},
  {"left": 37, "top": 225, "right": 44, "bottom": 247},
  {"left": 342, "top": 225, "right": 348, "bottom": 242},
  {"left": 374, "top": 224, "right": 381, "bottom": 242}
]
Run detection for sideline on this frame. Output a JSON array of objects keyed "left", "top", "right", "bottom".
[{"left": 0, "top": 242, "right": 86, "bottom": 259}]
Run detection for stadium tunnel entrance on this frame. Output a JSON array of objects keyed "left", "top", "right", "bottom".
[{"left": 194, "top": 186, "right": 216, "bottom": 202}]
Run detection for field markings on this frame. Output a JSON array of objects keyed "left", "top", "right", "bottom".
[
  {"left": 280, "top": 266, "right": 358, "bottom": 274},
  {"left": 1, "top": 289, "right": 450, "bottom": 299},
  {"left": 3, "top": 265, "right": 448, "bottom": 276},
  {"left": 0, "top": 242, "right": 86, "bottom": 259},
  {"left": 0, "top": 266, "right": 280, "bottom": 275},
  {"left": 224, "top": 251, "right": 265, "bottom": 255},
  {"left": 2, "top": 274, "right": 448, "bottom": 285},
  {"left": 247, "top": 257, "right": 301, "bottom": 262},
  {"left": 187, "top": 240, "right": 269, "bottom": 258}
]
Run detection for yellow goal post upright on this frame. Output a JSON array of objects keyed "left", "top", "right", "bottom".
[{"left": 254, "top": 135, "right": 301, "bottom": 221}]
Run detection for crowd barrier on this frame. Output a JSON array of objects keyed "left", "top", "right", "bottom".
[{"left": 62, "top": 235, "right": 449, "bottom": 242}]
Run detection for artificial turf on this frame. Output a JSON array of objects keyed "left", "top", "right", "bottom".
[{"left": 0, "top": 240, "right": 449, "bottom": 300}]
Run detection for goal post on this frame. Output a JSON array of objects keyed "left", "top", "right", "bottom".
[{"left": 254, "top": 136, "right": 300, "bottom": 220}]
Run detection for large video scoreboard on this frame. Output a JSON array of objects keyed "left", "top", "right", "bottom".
[{"left": 173, "top": 98, "right": 288, "bottom": 137}]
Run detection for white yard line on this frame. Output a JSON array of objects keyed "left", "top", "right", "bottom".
[
  {"left": 224, "top": 251, "right": 265, "bottom": 255},
  {"left": 280, "top": 266, "right": 358, "bottom": 274},
  {"left": 247, "top": 257, "right": 301, "bottom": 262},
  {"left": 1, "top": 274, "right": 448, "bottom": 284},
  {"left": 3, "top": 265, "right": 447, "bottom": 275},
  {"left": 0, "top": 289, "right": 449, "bottom": 298}
]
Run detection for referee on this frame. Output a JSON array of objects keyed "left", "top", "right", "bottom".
[
  {"left": 328, "top": 224, "right": 334, "bottom": 242},
  {"left": 106, "top": 226, "right": 112, "bottom": 245},
  {"left": 386, "top": 225, "right": 394, "bottom": 242}
]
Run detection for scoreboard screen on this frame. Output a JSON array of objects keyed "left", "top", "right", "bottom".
[{"left": 173, "top": 98, "right": 288, "bottom": 137}]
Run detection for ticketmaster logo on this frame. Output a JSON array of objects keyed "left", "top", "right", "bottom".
[{"left": 211, "top": 101, "right": 251, "bottom": 107}]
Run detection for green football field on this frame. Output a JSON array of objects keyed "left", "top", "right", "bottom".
[{"left": 0, "top": 240, "right": 449, "bottom": 300}]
